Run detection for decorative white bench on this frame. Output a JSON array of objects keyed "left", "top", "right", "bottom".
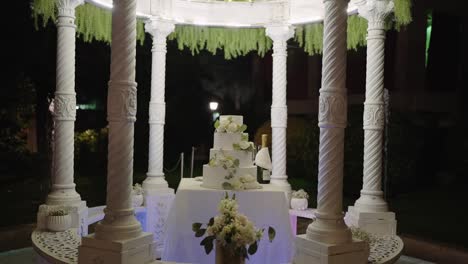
[{"left": 288, "top": 208, "right": 404, "bottom": 264}]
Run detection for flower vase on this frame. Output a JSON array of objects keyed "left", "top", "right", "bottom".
[
  {"left": 47, "top": 214, "right": 72, "bottom": 232},
  {"left": 291, "top": 198, "right": 308, "bottom": 210},
  {"left": 215, "top": 242, "right": 245, "bottom": 264}
]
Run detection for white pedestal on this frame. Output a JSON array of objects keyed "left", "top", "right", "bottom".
[
  {"left": 144, "top": 188, "right": 175, "bottom": 259},
  {"left": 36, "top": 201, "right": 88, "bottom": 236},
  {"left": 295, "top": 234, "right": 369, "bottom": 264},
  {"left": 78, "top": 232, "right": 155, "bottom": 264},
  {"left": 345, "top": 206, "right": 397, "bottom": 236}
]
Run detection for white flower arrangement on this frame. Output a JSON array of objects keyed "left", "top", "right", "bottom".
[
  {"left": 132, "top": 183, "right": 144, "bottom": 195},
  {"left": 192, "top": 192, "right": 276, "bottom": 259},
  {"left": 292, "top": 189, "right": 309, "bottom": 199},
  {"left": 224, "top": 174, "right": 258, "bottom": 191},
  {"left": 209, "top": 152, "right": 240, "bottom": 182},
  {"left": 214, "top": 117, "right": 247, "bottom": 133}
]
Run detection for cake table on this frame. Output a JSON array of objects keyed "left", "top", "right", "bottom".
[{"left": 162, "top": 178, "right": 294, "bottom": 264}]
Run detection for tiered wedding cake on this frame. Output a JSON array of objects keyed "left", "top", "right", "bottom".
[{"left": 202, "top": 115, "right": 261, "bottom": 190}]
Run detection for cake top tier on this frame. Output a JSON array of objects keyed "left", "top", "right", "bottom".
[
  {"left": 220, "top": 115, "right": 243, "bottom": 125},
  {"left": 215, "top": 115, "right": 247, "bottom": 134}
]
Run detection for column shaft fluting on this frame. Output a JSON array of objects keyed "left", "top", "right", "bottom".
[
  {"left": 144, "top": 20, "right": 175, "bottom": 189},
  {"left": 266, "top": 26, "right": 294, "bottom": 189},
  {"left": 306, "top": 0, "right": 352, "bottom": 244},
  {"left": 95, "top": 0, "right": 142, "bottom": 241},
  {"left": 47, "top": 0, "right": 83, "bottom": 205},
  {"left": 355, "top": 0, "right": 393, "bottom": 212}
]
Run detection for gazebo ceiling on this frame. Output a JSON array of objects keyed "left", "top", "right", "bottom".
[{"left": 87, "top": 0, "right": 359, "bottom": 27}]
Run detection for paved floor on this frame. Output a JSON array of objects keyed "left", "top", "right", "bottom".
[{"left": 0, "top": 247, "right": 435, "bottom": 264}]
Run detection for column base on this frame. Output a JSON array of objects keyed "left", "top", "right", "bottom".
[
  {"left": 295, "top": 234, "right": 369, "bottom": 264},
  {"left": 353, "top": 190, "right": 389, "bottom": 212},
  {"left": 143, "top": 175, "right": 169, "bottom": 189},
  {"left": 345, "top": 206, "right": 397, "bottom": 235},
  {"left": 37, "top": 201, "right": 88, "bottom": 236},
  {"left": 46, "top": 187, "right": 82, "bottom": 206},
  {"left": 78, "top": 232, "right": 155, "bottom": 264},
  {"left": 144, "top": 187, "right": 175, "bottom": 259}
]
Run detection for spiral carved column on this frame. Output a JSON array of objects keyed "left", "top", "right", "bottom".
[
  {"left": 306, "top": 0, "right": 352, "bottom": 244},
  {"left": 144, "top": 19, "right": 175, "bottom": 190},
  {"left": 46, "top": 0, "right": 84, "bottom": 206},
  {"left": 354, "top": 0, "right": 393, "bottom": 213},
  {"left": 266, "top": 25, "right": 294, "bottom": 192},
  {"left": 94, "top": 0, "right": 142, "bottom": 241}
]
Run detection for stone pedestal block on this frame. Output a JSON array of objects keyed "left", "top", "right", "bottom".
[
  {"left": 78, "top": 232, "right": 155, "bottom": 264},
  {"left": 295, "top": 234, "right": 369, "bottom": 264},
  {"left": 345, "top": 206, "right": 397, "bottom": 236}
]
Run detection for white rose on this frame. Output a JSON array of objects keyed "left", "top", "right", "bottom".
[
  {"left": 220, "top": 119, "right": 230, "bottom": 128},
  {"left": 225, "top": 159, "right": 234, "bottom": 168},
  {"left": 227, "top": 123, "right": 239, "bottom": 133},
  {"left": 216, "top": 126, "right": 226, "bottom": 132},
  {"left": 239, "top": 141, "right": 251, "bottom": 150}
]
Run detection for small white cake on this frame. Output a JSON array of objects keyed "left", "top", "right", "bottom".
[{"left": 202, "top": 115, "right": 260, "bottom": 190}]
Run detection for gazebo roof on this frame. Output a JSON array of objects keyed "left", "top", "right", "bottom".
[{"left": 32, "top": 0, "right": 412, "bottom": 59}]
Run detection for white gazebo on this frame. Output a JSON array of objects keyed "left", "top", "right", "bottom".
[{"left": 31, "top": 0, "right": 411, "bottom": 263}]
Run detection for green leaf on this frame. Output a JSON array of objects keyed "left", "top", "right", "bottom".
[
  {"left": 223, "top": 182, "right": 233, "bottom": 190},
  {"left": 214, "top": 120, "right": 220, "bottom": 129},
  {"left": 222, "top": 164, "right": 228, "bottom": 170},
  {"left": 232, "top": 193, "right": 236, "bottom": 200},
  {"left": 232, "top": 143, "right": 240, "bottom": 150},
  {"left": 225, "top": 191, "right": 229, "bottom": 199},
  {"left": 241, "top": 134, "right": 248, "bottom": 141},
  {"left": 239, "top": 124, "right": 247, "bottom": 132},
  {"left": 200, "top": 236, "right": 215, "bottom": 255},
  {"left": 234, "top": 159, "right": 240, "bottom": 167},
  {"left": 208, "top": 217, "right": 214, "bottom": 226},
  {"left": 195, "top": 228, "right": 206, "bottom": 237},
  {"left": 248, "top": 241, "right": 258, "bottom": 255},
  {"left": 268, "top": 227, "right": 276, "bottom": 242},
  {"left": 192, "top": 223, "right": 202, "bottom": 232}
]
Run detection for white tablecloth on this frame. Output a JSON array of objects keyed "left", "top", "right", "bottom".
[{"left": 162, "top": 179, "right": 294, "bottom": 264}]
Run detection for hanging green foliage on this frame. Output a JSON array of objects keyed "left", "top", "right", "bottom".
[
  {"left": 32, "top": 0, "right": 146, "bottom": 45},
  {"left": 394, "top": 0, "right": 413, "bottom": 28},
  {"left": 32, "top": 0, "right": 412, "bottom": 57},
  {"left": 168, "top": 26, "right": 272, "bottom": 60}
]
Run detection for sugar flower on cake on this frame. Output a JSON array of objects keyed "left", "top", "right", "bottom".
[
  {"left": 233, "top": 140, "right": 255, "bottom": 152},
  {"left": 214, "top": 116, "right": 247, "bottom": 133},
  {"left": 223, "top": 174, "right": 260, "bottom": 191}
]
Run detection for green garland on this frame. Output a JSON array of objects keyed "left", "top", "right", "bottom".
[
  {"left": 32, "top": 0, "right": 146, "bottom": 44},
  {"left": 168, "top": 26, "right": 272, "bottom": 60},
  {"left": 32, "top": 0, "right": 412, "bottom": 58}
]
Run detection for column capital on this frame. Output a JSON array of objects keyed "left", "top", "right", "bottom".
[
  {"left": 357, "top": 0, "right": 394, "bottom": 29},
  {"left": 265, "top": 25, "right": 295, "bottom": 43},
  {"left": 57, "top": 0, "right": 84, "bottom": 17},
  {"left": 145, "top": 19, "right": 175, "bottom": 40}
]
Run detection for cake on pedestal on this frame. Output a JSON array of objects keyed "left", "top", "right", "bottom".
[{"left": 202, "top": 115, "right": 261, "bottom": 190}]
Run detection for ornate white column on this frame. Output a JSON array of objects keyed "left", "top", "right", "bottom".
[
  {"left": 345, "top": 0, "right": 397, "bottom": 236},
  {"left": 79, "top": 0, "right": 154, "bottom": 262},
  {"left": 46, "top": 0, "right": 84, "bottom": 206},
  {"left": 144, "top": 19, "right": 174, "bottom": 189},
  {"left": 36, "top": 0, "right": 88, "bottom": 237},
  {"left": 143, "top": 18, "right": 176, "bottom": 259},
  {"left": 295, "top": 0, "right": 368, "bottom": 262},
  {"left": 266, "top": 25, "right": 294, "bottom": 193}
]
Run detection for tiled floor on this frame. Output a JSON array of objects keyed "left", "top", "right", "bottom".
[{"left": 0, "top": 247, "right": 435, "bottom": 264}]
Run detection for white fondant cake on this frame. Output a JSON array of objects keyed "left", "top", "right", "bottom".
[{"left": 202, "top": 115, "right": 260, "bottom": 190}]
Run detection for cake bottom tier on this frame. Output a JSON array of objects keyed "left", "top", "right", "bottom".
[{"left": 202, "top": 164, "right": 258, "bottom": 190}]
